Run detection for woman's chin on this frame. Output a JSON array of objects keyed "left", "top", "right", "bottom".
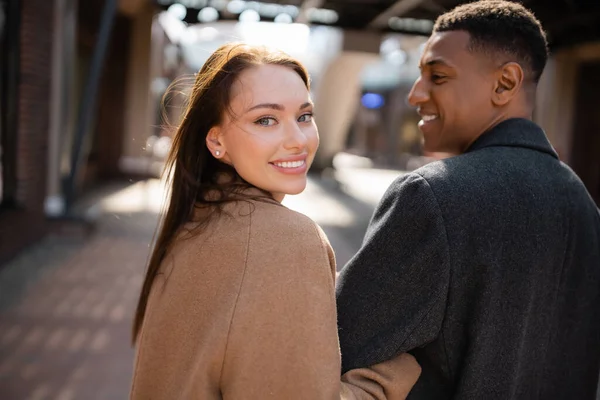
[
  {"left": 269, "top": 184, "right": 307, "bottom": 201},
  {"left": 286, "top": 182, "right": 308, "bottom": 196}
]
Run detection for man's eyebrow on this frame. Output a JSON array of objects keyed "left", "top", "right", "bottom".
[
  {"left": 419, "top": 58, "right": 454, "bottom": 69},
  {"left": 247, "top": 102, "right": 313, "bottom": 112}
]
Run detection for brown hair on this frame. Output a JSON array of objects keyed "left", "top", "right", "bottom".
[{"left": 132, "top": 43, "right": 310, "bottom": 342}]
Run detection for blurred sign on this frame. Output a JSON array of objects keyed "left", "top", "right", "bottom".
[{"left": 361, "top": 93, "right": 385, "bottom": 109}]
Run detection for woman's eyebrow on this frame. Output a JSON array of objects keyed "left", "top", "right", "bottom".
[{"left": 246, "top": 101, "right": 313, "bottom": 113}]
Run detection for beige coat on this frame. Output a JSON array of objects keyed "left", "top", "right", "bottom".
[{"left": 130, "top": 195, "right": 419, "bottom": 399}]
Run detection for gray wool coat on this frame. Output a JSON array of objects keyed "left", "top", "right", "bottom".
[{"left": 336, "top": 118, "right": 600, "bottom": 400}]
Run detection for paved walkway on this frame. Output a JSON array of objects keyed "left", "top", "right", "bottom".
[
  {"left": 0, "top": 205, "right": 156, "bottom": 398},
  {"left": 0, "top": 172, "right": 395, "bottom": 399}
]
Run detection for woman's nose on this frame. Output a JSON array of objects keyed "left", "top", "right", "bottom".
[{"left": 283, "top": 122, "right": 308, "bottom": 150}]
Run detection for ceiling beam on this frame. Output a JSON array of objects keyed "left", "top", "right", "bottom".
[
  {"left": 421, "top": 0, "right": 446, "bottom": 14},
  {"left": 368, "top": 0, "right": 428, "bottom": 29},
  {"left": 545, "top": 10, "right": 600, "bottom": 34},
  {"left": 118, "top": 0, "right": 147, "bottom": 16}
]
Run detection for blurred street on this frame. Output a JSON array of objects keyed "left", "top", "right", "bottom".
[
  {"left": 1, "top": 0, "right": 599, "bottom": 398},
  {"left": 2, "top": 0, "right": 600, "bottom": 397},
  {"left": 0, "top": 167, "right": 405, "bottom": 400}
]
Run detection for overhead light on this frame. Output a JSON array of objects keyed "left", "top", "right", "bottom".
[
  {"left": 282, "top": 5, "right": 299, "bottom": 18},
  {"left": 307, "top": 8, "right": 338, "bottom": 24},
  {"left": 226, "top": 0, "right": 245, "bottom": 14},
  {"left": 387, "top": 49, "right": 407, "bottom": 65},
  {"left": 224, "top": 1, "right": 301, "bottom": 20},
  {"left": 245, "top": 1, "right": 261, "bottom": 11},
  {"left": 239, "top": 9, "right": 260, "bottom": 23},
  {"left": 208, "top": 0, "right": 228, "bottom": 11},
  {"left": 179, "top": 0, "right": 208, "bottom": 7},
  {"left": 388, "top": 17, "right": 434, "bottom": 33},
  {"left": 198, "top": 26, "right": 219, "bottom": 41},
  {"left": 167, "top": 3, "right": 187, "bottom": 21},
  {"left": 259, "top": 3, "right": 281, "bottom": 18},
  {"left": 274, "top": 13, "right": 293, "bottom": 24},
  {"left": 181, "top": 28, "right": 198, "bottom": 45},
  {"left": 380, "top": 37, "right": 400, "bottom": 54},
  {"left": 198, "top": 7, "right": 219, "bottom": 22},
  {"left": 157, "top": 12, "right": 186, "bottom": 43}
]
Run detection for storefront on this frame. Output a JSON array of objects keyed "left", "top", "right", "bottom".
[{"left": 0, "top": 0, "right": 161, "bottom": 265}]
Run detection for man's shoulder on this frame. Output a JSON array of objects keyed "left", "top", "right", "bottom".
[
  {"left": 409, "top": 156, "right": 472, "bottom": 189},
  {"left": 411, "top": 147, "right": 538, "bottom": 188},
  {"left": 408, "top": 149, "right": 592, "bottom": 214},
  {"left": 414, "top": 152, "right": 481, "bottom": 176},
  {"left": 405, "top": 153, "right": 513, "bottom": 207}
]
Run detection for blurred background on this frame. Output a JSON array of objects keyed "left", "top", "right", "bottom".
[{"left": 0, "top": 0, "right": 599, "bottom": 398}]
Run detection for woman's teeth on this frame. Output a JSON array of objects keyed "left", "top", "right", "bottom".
[{"left": 273, "top": 160, "right": 305, "bottom": 168}]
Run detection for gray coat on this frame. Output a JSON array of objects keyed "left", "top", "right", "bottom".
[{"left": 336, "top": 118, "right": 600, "bottom": 399}]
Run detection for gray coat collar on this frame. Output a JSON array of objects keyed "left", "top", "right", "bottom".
[{"left": 466, "top": 118, "right": 559, "bottom": 159}]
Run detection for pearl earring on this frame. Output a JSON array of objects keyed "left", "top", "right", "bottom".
[{"left": 215, "top": 150, "right": 220, "bottom": 157}]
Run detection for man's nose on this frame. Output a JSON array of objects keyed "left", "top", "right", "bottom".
[{"left": 407, "top": 77, "right": 429, "bottom": 108}]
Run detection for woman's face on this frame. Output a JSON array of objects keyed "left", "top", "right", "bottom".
[{"left": 208, "top": 64, "right": 318, "bottom": 202}]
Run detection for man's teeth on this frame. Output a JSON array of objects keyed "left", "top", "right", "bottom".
[
  {"left": 274, "top": 160, "right": 305, "bottom": 168},
  {"left": 422, "top": 115, "right": 437, "bottom": 122}
]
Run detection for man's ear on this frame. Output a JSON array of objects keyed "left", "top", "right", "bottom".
[
  {"left": 492, "top": 62, "right": 524, "bottom": 106},
  {"left": 206, "top": 126, "right": 226, "bottom": 159}
]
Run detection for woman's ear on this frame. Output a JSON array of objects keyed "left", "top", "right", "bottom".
[
  {"left": 206, "top": 126, "right": 226, "bottom": 159},
  {"left": 492, "top": 62, "right": 524, "bottom": 107}
]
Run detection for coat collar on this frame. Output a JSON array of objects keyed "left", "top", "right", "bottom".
[{"left": 465, "top": 118, "right": 559, "bottom": 159}]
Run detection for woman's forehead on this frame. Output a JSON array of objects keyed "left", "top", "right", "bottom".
[{"left": 229, "top": 64, "right": 309, "bottom": 110}]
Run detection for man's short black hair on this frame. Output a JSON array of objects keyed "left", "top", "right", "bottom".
[{"left": 433, "top": 0, "right": 549, "bottom": 83}]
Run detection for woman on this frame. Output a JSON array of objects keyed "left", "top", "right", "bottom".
[{"left": 130, "top": 43, "right": 420, "bottom": 399}]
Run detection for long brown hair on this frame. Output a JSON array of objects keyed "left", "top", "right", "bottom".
[{"left": 132, "top": 43, "right": 310, "bottom": 342}]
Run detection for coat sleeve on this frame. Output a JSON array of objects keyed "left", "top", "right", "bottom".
[
  {"left": 219, "top": 214, "right": 421, "bottom": 399},
  {"left": 336, "top": 172, "right": 451, "bottom": 373}
]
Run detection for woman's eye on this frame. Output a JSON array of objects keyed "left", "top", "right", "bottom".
[
  {"left": 431, "top": 74, "right": 446, "bottom": 83},
  {"left": 255, "top": 117, "right": 277, "bottom": 126},
  {"left": 298, "top": 113, "right": 313, "bottom": 123}
]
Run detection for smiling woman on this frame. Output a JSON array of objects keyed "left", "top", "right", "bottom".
[
  {"left": 129, "top": 42, "right": 420, "bottom": 399},
  {"left": 205, "top": 62, "right": 318, "bottom": 202}
]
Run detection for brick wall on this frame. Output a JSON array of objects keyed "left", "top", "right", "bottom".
[{"left": 0, "top": 0, "right": 54, "bottom": 265}]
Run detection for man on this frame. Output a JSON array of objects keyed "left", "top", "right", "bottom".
[{"left": 336, "top": 1, "right": 600, "bottom": 399}]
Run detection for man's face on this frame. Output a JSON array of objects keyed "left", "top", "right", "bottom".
[{"left": 408, "top": 30, "right": 498, "bottom": 154}]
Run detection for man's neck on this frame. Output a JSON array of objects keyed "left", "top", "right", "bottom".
[{"left": 461, "top": 109, "right": 533, "bottom": 154}]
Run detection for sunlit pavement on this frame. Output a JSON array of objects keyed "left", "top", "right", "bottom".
[
  {"left": 0, "top": 167, "right": 405, "bottom": 399},
  {"left": 284, "top": 167, "right": 404, "bottom": 267}
]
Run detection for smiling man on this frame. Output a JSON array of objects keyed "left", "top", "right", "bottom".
[{"left": 336, "top": 1, "right": 600, "bottom": 399}]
